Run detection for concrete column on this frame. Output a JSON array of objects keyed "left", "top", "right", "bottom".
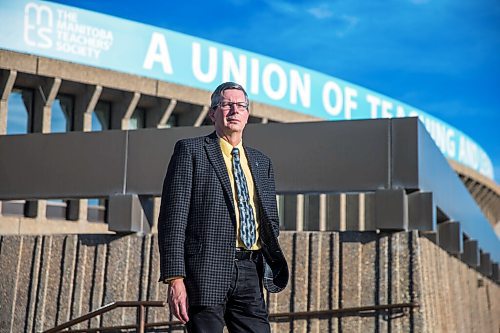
[
  {"left": 481, "top": 192, "right": 496, "bottom": 210},
  {"left": 119, "top": 91, "right": 141, "bottom": 129},
  {"left": 470, "top": 181, "right": 483, "bottom": 197},
  {"left": 0, "top": 69, "right": 17, "bottom": 135},
  {"left": 109, "top": 91, "right": 140, "bottom": 130},
  {"left": 318, "top": 194, "right": 326, "bottom": 231},
  {"left": 296, "top": 194, "right": 304, "bottom": 231},
  {"left": 151, "top": 197, "right": 161, "bottom": 233},
  {"left": 358, "top": 193, "right": 365, "bottom": 230},
  {"left": 481, "top": 195, "right": 496, "bottom": 222},
  {"left": 78, "top": 199, "right": 89, "bottom": 224},
  {"left": 31, "top": 77, "right": 61, "bottom": 134},
  {"left": 193, "top": 105, "right": 209, "bottom": 127},
  {"left": 73, "top": 85, "right": 102, "bottom": 132},
  {"left": 157, "top": 99, "right": 177, "bottom": 128},
  {"left": 36, "top": 200, "right": 47, "bottom": 221},
  {"left": 475, "top": 187, "right": 491, "bottom": 207},
  {"left": 260, "top": 117, "right": 268, "bottom": 124}
]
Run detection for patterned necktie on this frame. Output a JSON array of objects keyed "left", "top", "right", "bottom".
[{"left": 231, "top": 147, "right": 256, "bottom": 249}]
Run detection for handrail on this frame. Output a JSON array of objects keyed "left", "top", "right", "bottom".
[
  {"left": 269, "top": 302, "right": 419, "bottom": 320},
  {"left": 43, "top": 301, "right": 165, "bottom": 333},
  {"left": 45, "top": 301, "right": 418, "bottom": 332}
]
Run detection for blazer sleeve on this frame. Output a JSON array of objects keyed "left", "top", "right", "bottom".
[{"left": 157, "top": 140, "right": 193, "bottom": 281}]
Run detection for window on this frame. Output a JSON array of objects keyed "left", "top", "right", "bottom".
[
  {"left": 158, "top": 114, "right": 178, "bottom": 128},
  {"left": 51, "top": 94, "right": 74, "bottom": 133},
  {"left": 129, "top": 108, "right": 145, "bottom": 130},
  {"left": 87, "top": 198, "right": 107, "bottom": 223},
  {"left": 165, "top": 114, "right": 178, "bottom": 128},
  {"left": 92, "top": 101, "right": 111, "bottom": 131},
  {"left": 46, "top": 199, "right": 68, "bottom": 219},
  {"left": 6, "top": 88, "right": 33, "bottom": 135},
  {"left": 1, "top": 200, "right": 25, "bottom": 216},
  {"left": 201, "top": 114, "right": 213, "bottom": 126}
]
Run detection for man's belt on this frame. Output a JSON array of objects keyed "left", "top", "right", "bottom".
[{"left": 235, "top": 248, "right": 261, "bottom": 261}]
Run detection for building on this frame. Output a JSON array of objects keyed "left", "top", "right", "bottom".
[{"left": 0, "top": 1, "right": 498, "bottom": 332}]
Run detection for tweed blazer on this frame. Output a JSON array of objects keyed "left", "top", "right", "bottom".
[{"left": 157, "top": 131, "right": 288, "bottom": 307}]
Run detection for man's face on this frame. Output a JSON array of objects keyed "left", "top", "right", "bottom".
[{"left": 210, "top": 89, "right": 249, "bottom": 136}]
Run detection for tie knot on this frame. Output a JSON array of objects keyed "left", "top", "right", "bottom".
[{"left": 232, "top": 147, "right": 240, "bottom": 157}]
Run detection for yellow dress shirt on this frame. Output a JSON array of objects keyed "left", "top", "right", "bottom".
[{"left": 219, "top": 137, "right": 261, "bottom": 250}]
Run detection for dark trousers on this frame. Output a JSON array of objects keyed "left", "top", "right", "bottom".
[{"left": 186, "top": 255, "right": 270, "bottom": 333}]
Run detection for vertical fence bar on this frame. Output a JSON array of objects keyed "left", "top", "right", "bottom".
[{"left": 138, "top": 304, "right": 145, "bottom": 333}]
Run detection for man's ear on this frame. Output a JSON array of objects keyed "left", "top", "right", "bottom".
[{"left": 208, "top": 108, "right": 216, "bottom": 122}]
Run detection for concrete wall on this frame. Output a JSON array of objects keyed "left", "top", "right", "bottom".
[
  {"left": 0, "top": 232, "right": 498, "bottom": 332},
  {"left": 418, "top": 236, "right": 500, "bottom": 333}
]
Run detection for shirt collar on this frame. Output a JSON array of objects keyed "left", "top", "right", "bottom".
[{"left": 218, "top": 134, "right": 244, "bottom": 159}]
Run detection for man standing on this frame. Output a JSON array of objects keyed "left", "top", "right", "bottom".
[{"left": 157, "top": 82, "right": 288, "bottom": 333}]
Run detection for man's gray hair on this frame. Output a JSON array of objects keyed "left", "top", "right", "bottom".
[{"left": 210, "top": 82, "right": 249, "bottom": 110}]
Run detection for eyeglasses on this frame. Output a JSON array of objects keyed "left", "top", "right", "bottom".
[{"left": 218, "top": 101, "right": 249, "bottom": 110}]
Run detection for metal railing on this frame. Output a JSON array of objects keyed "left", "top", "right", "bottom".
[
  {"left": 44, "top": 300, "right": 419, "bottom": 332},
  {"left": 43, "top": 301, "right": 166, "bottom": 333}
]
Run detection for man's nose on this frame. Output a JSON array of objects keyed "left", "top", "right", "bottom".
[{"left": 228, "top": 104, "right": 239, "bottom": 114}]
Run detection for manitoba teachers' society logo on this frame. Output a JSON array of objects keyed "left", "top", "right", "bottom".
[
  {"left": 24, "top": 2, "right": 53, "bottom": 48},
  {"left": 22, "top": 2, "right": 113, "bottom": 59}
]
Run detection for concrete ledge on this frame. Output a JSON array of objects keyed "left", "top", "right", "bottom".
[
  {"left": 0, "top": 50, "right": 38, "bottom": 74},
  {"left": 0, "top": 214, "right": 111, "bottom": 235},
  {"left": 37, "top": 57, "right": 157, "bottom": 95}
]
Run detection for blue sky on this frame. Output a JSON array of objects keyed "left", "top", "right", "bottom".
[{"left": 49, "top": 0, "right": 500, "bottom": 183}]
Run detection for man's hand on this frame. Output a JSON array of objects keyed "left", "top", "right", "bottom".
[{"left": 167, "top": 278, "right": 189, "bottom": 324}]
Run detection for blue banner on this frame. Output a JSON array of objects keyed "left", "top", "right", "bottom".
[{"left": 0, "top": 0, "right": 494, "bottom": 179}]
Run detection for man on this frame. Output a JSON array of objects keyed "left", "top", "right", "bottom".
[{"left": 157, "top": 82, "right": 288, "bottom": 333}]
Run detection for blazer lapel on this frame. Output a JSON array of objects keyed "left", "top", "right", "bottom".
[
  {"left": 245, "top": 147, "right": 265, "bottom": 213},
  {"left": 204, "top": 132, "right": 235, "bottom": 215}
]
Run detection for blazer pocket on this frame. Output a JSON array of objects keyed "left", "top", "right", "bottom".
[{"left": 185, "top": 242, "right": 202, "bottom": 256}]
